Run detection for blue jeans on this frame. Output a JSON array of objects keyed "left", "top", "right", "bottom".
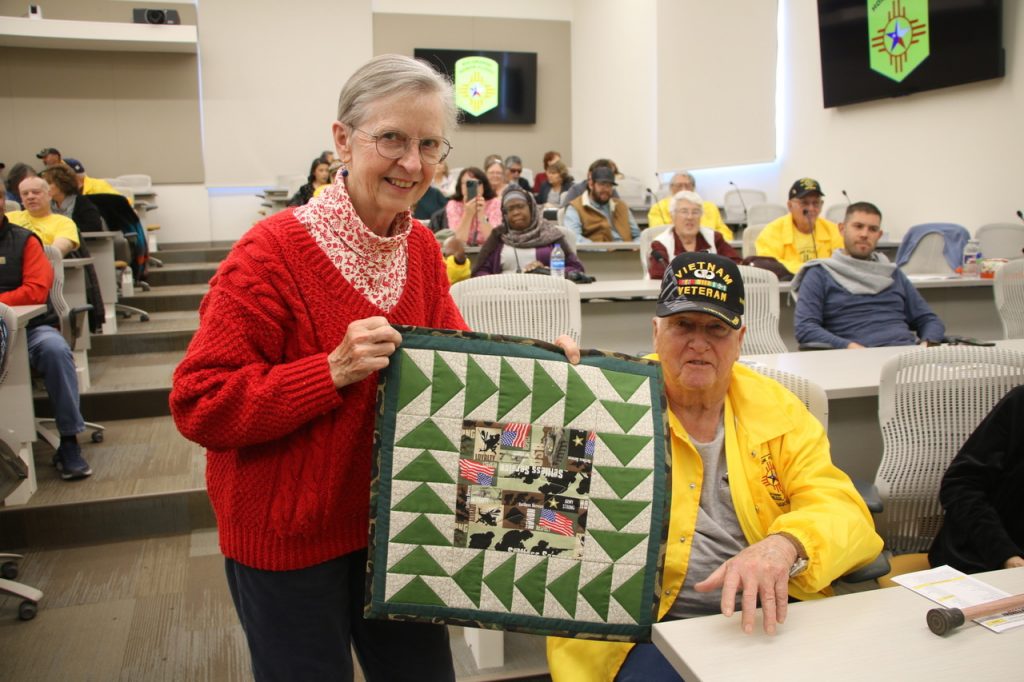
[
  {"left": 27, "top": 325, "right": 84, "bottom": 436},
  {"left": 225, "top": 548, "right": 456, "bottom": 682},
  {"left": 616, "top": 642, "right": 685, "bottom": 681}
]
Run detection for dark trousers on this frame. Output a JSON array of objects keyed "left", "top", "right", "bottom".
[
  {"left": 225, "top": 549, "right": 456, "bottom": 682},
  {"left": 615, "top": 642, "right": 685, "bottom": 681}
]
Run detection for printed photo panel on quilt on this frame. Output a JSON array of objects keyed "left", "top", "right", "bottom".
[{"left": 367, "top": 327, "right": 671, "bottom": 641}]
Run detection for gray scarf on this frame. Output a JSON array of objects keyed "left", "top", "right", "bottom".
[{"left": 792, "top": 249, "right": 896, "bottom": 296}]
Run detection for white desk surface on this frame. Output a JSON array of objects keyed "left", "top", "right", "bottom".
[
  {"left": 62, "top": 257, "right": 94, "bottom": 268},
  {"left": 740, "top": 339, "right": 1024, "bottom": 399},
  {"left": 13, "top": 304, "right": 47, "bottom": 325},
  {"left": 578, "top": 275, "right": 993, "bottom": 302},
  {"left": 653, "top": 567, "right": 1024, "bottom": 682}
]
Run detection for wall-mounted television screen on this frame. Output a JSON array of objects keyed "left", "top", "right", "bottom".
[
  {"left": 415, "top": 48, "right": 537, "bottom": 125},
  {"left": 817, "top": 0, "right": 1004, "bottom": 108}
]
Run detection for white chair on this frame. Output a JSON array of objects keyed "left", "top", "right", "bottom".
[
  {"left": 874, "top": 346, "right": 1024, "bottom": 560},
  {"left": 449, "top": 274, "right": 582, "bottom": 343},
  {"left": 4, "top": 199, "right": 19, "bottom": 213},
  {"left": 0, "top": 303, "right": 43, "bottom": 620},
  {"left": 520, "top": 167, "right": 534, "bottom": 187},
  {"left": 723, "top": 188, "right": 767, "bottom": 225},
  {"left": 749, "top": 365, "right": 828, "bottom": 429},
  {"left": 639, "top": 225, "right": 671, "bottom": 279},
  {"left": 104, "top": 181, "right": 136, "bottom": 204},
  {"left": 745, "top": 203, "right": 787, "bottom": 226},
  {"left": 825, "top": 204, "right": 848, "bottom": 224},
  {"left": 37, "top": 246, "right": 105, "bottom": 447},
  {"left": 741, "top": 223, "right": 768, "bottom": 258},
  {"left": 994, "top": 258, "right": 1024, "bottom": 338},
  {"left": 0, "top": 302, "right": 14, "bottom": 386},
  {"left": 737, "top": 265, "right": 788, "bottom": 355},
  {"left": 114, "top": 174, "right": 153, "bottom": 192},
  {"left": 744, "top": 364, "right": 887, "bottom": 582},
  {"left": 976, "top": 222, "right": 1024, "bottom": 260},
  {"left": 898, "top": 232, "right": 956, "bottom": 275}
]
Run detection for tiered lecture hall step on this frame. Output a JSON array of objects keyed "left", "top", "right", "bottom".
[
  {"left": 1, "top": 239, "right": 551, "bottom": 681},
  {"left": 10, "top": 242, "right": 232, "bottom": 539}
]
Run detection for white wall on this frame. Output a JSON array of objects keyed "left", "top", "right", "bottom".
[
  {"left": 172, "top": 0, "right": 372, "bottom": 243},
  {"left": 372, "top": 0, "right": 572, "bottom": 21},
  {"left": 153, "top": 0, "right": 1021, "bottom": 243},
  {"left": 681, "top": 0, "right": 1023, "bottom": 238},
  {"left": 569, "top": 0, "right": 658, "bottom": 186}
]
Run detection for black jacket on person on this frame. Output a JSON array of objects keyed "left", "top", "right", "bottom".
[
  {"left": 66, "top": 196, "right": 106, "bottom": 332},
  {"left": 287, "top": 183, "right": 316, "bottom": 207},
  {"left": 928, "top": 385, "right": 1024, "bottom": 573}
]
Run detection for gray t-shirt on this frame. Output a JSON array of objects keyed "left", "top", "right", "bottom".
[{"left": 668, "top": 419, "right": 749, "bottom": 619}]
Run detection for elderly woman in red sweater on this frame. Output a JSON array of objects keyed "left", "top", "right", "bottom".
[{"left": 171, "top": 55, "right": 468, "bottom": 682}]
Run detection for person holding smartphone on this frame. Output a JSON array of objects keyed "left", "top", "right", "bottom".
[{"left": 445, "top": 166, "right": 501, "bottom": 246}]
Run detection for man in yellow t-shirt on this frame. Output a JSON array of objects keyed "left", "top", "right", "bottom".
[
  {"left": 5, "top": 176, "right": 79, "bottom": 255},
  {"left": 754, "top": 177, "right": 842, "bottom": 274},
  {"left": 647, "top": 172, "right": 733, "bottom": 240}
]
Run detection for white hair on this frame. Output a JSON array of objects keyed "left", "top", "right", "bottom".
[
  {"left": 668, "top": 190, "right": 703, "bottom": 215},
  {"left": 336, "top": 54, "right": 458, "bottom": 136}
]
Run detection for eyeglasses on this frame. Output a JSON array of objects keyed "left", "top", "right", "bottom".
[
  {"left": 674, "top": 209, "right": 702, "bottom": 217},
  {"left": 795, "top": 199, "right": 823, "bottom": 209},
  {"left": 354, "top": 128, "right": 452, "bottom": 164},
  {"left": 668, "top": 317, "right": 733, "bottom": 340},
  {"left": 507, "top": 167, "right": 523, "bottom": 175}
]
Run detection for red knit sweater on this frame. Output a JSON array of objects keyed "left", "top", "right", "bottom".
[{"left": 170, "top": 210, "right": 467, "bottom": 570}]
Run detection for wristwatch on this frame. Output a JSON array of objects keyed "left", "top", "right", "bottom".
[{"left": 770, "top": 531, "right": 809, "bottom": 577}]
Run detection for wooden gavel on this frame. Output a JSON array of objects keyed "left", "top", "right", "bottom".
[{"left": 926, "top": 592, "right": 1024, "bottom": 636}]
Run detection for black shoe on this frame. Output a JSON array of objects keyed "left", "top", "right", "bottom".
[{"left": 54, "top": 441, "right": 92, "bottom": 480}]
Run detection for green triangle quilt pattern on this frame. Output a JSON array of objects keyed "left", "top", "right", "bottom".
[{"left": 368, "top": 328, "right": 669, "bottom": 641}]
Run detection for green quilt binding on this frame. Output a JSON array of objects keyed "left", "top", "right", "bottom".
[{"left": 366, "top": 326, "right": 671, "bottom": 641}]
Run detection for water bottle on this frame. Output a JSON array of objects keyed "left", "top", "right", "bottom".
[
  {"left": 550, "top": 243, "right": 565, "bottom": 278},
  {"left": 961, "top": 239, "right": 981, "bottom": 277}
]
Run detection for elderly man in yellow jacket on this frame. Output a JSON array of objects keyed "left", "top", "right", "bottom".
[
  {"left": 647, "top": 172, "right": 733, "bottom": 241},
  {"left": 754, "top": 177, "right": 842, "bottom": 274},
  {"left": 547, "top": 252, "right": 882, "bottom": 681}
]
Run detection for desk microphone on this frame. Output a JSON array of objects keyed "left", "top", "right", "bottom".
[
  {"left": 1017, "top": 209, "right": 1024, "bottom": 224},
  {"left": 842, "top": 189, "right": 852, "bottom": 205},
  {"left": 729, "top": 181, "right": 748, "bottom": 226},
  {"left": 804, "top": 209, "right": 818, "bottom": 258},
  {"left": 650, "top": 246, "right": 669, "bottom": 277}
]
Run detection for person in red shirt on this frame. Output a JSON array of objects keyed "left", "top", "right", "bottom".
[{"left": 0, "top": 214, "right": 92, "bottom": 479}]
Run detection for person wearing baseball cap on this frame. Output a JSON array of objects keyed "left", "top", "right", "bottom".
[
  {"left": 754, "top": 177, "right": 843, "bottom": 275},
  {"left": 36, "top": 147, "right": 62, "bottom": 167},
  {"left": 547, "top": 252, "right": 882, "bottom": 681},
  {"left": 563, "top": 159, "right": 640, "bottom": 244},
  {"left": 62, "top": 157, "right": 125, "bottom": 200}
]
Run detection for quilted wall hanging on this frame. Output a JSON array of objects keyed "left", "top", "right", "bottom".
[{"left": 366, "top": 327, "right": 671, "bottom": 641}]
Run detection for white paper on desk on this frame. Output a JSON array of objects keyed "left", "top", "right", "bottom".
[{"left": 892, "top": 565, "right": 1024, "bottom": 633}]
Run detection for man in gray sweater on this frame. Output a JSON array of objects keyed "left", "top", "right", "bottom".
[{"left": 792, "top": 201, "right": 946, "bottom": 349}]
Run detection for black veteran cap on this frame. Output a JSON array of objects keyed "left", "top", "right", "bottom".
[
  {"left": 788, "top": 177, "right": 824, "bottom": 199},
  {"left": 656, "top": 252, "right": 745, "bottom": 328}
]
